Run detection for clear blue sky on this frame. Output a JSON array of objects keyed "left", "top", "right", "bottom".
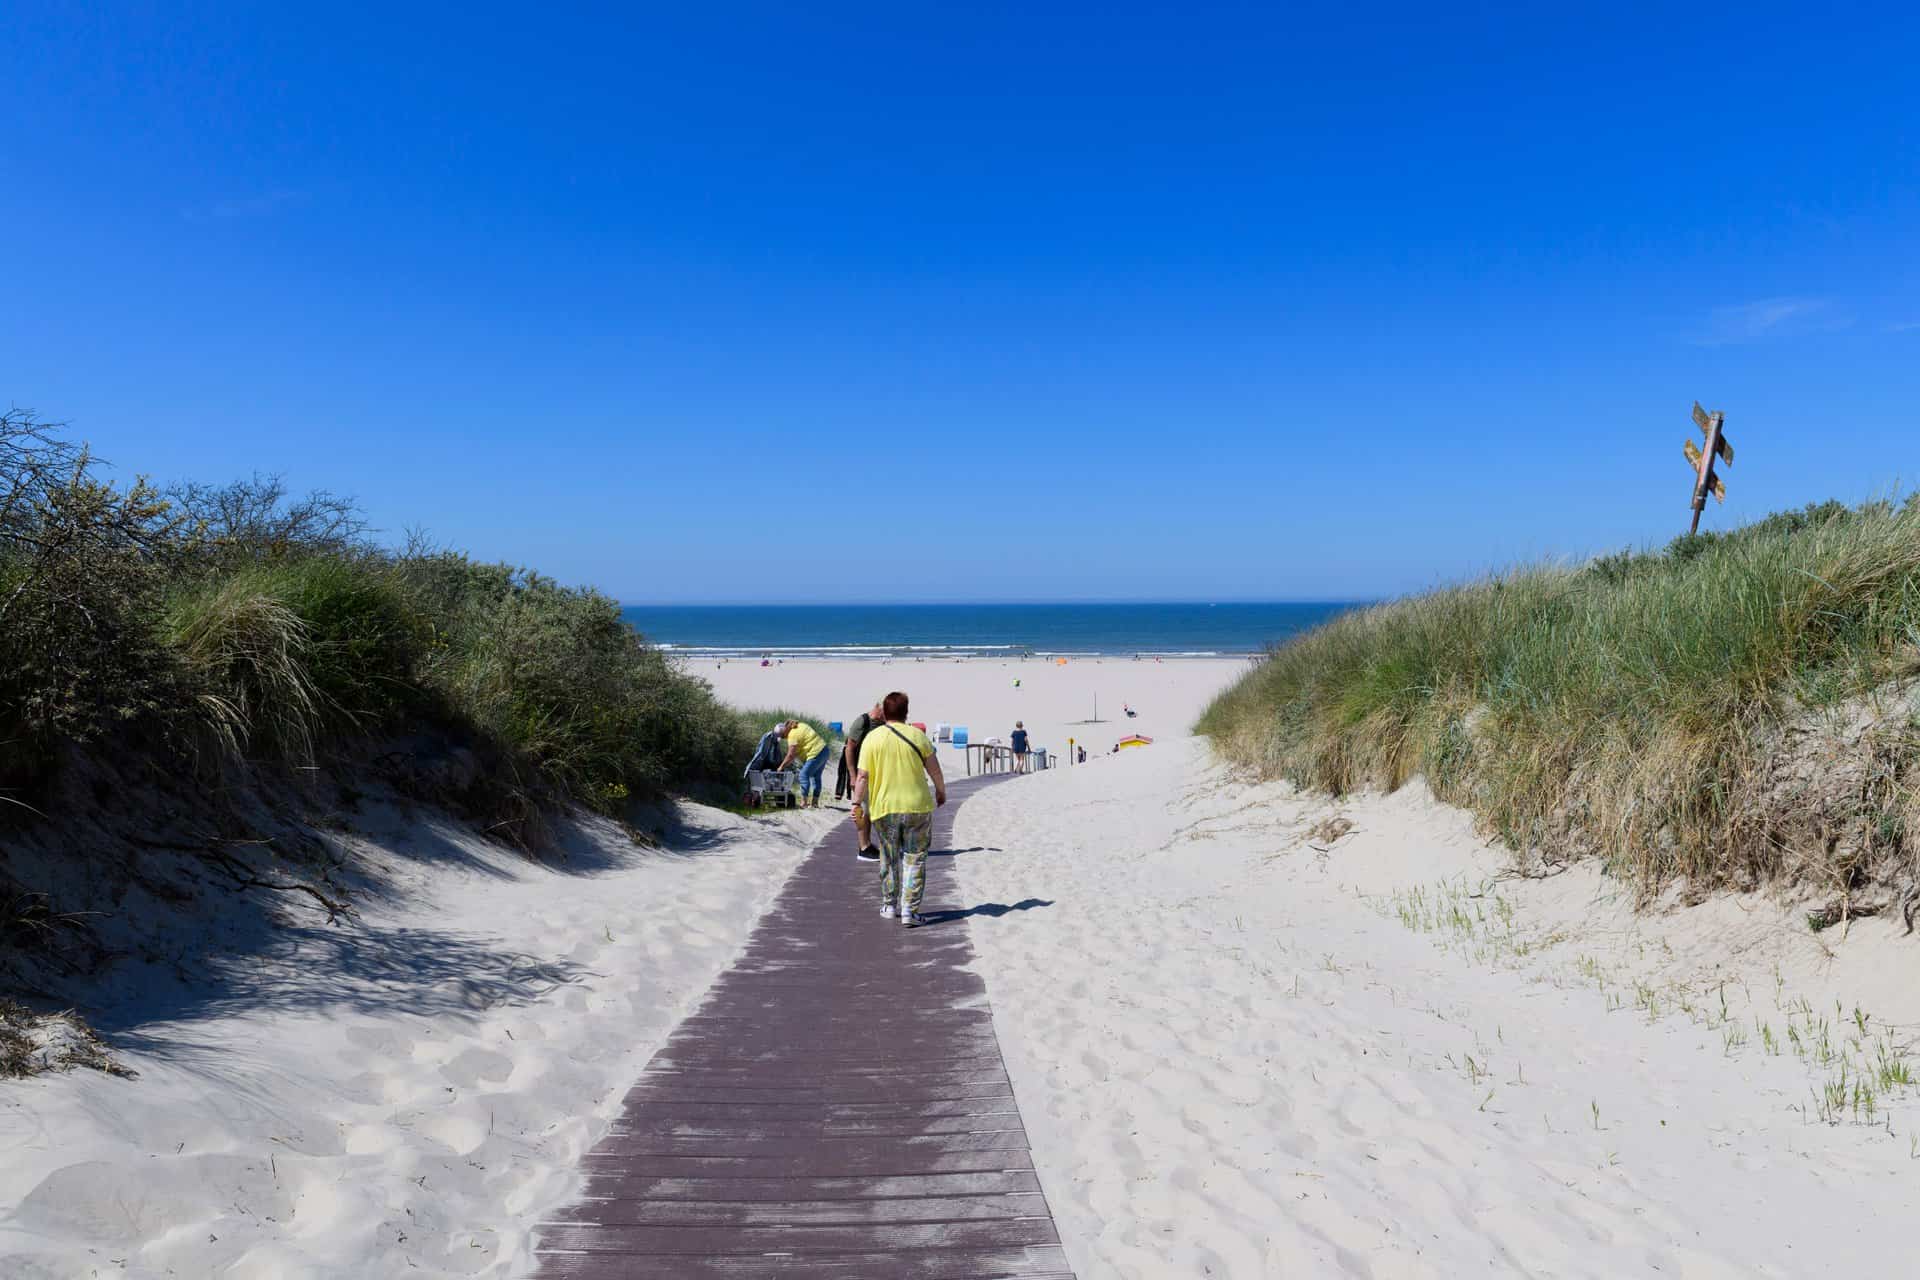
[{"left": 4, "top": 3, "right": 1916, "bottom": 603}]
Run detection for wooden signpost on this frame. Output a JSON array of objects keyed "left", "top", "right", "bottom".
[{"left": 1684, "top": 402, "right": 1734, "bottom": 534}]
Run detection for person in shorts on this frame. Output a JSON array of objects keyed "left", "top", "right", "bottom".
[
  {"left": 851, "top": 691, "right": 946, "bottom": 927},
  {"left": 1010, "top": 721, "right": 1030, "bottom": 774}
]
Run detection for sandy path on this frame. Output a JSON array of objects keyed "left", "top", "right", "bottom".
[
  {"left": 0, "top": 803, "right": 836, "bottom": 1279},
  {"left": 954, "top": 739, "right": 1918, "bottom": 1278}
]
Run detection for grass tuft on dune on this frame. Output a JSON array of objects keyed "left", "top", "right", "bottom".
[
  {"left": 1199, "top": 499, "right": 1920, "bottom": 902},
  {"left": 0, "top": 409, "right": 799, "bottom": 835}
]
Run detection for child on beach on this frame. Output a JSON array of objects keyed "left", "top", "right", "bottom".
[{"left": 851, "top": 691, "right": 946, "bottom": 927}]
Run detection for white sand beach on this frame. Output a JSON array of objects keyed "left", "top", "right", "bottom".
[
  {"left": 6, "top": 653, "right": 1916, "bottom": 1278},
  {"left": 704, "top": 654, "right": 1248, "bottom": 777}
]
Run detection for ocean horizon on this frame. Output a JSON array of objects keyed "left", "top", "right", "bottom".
[{"left": 619, "top": 601, "right": 1359, "bottom": 660}]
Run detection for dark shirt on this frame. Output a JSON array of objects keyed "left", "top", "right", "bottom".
[
  {"left": 1011, "top": 729, "right": 1029, "bottom": 752},
  {"left": 846, "top": 712, "right": 877, "bottom": 764},
  {"left": 746, "top": 729, "right": 784, "bottom": 776}
]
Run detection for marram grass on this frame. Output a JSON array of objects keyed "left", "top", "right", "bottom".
[{"left": 1198, "top": 500, "right": 1920, "bottom": 897}]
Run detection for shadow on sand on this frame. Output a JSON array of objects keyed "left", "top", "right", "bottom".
[{"left": 916, "top": 898, "right": 1053, "bottom": 927}]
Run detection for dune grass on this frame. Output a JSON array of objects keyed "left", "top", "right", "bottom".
[
  {"left": 1199, "top": 499, "right": 1920, "bottom": 898},
  {"left": 0, "top": 410, "right": 801, "bottom": 835}
]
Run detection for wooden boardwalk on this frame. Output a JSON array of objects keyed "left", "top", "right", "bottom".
[{"left": 535, "top": 775, "right": 1072, "bottom": 1279}]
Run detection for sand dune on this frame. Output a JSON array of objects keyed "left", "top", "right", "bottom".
[{"left": 956, "top": 739, "right": 1920, "bottom": 1278}]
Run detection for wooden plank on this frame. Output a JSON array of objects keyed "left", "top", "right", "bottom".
[
  {"left": 613, "top": 1082, "right": 1018, "bottom": 1107},
  {"left": 591, "top": 1132, "right": 1034, "bottom": 1160},
  {"left": 538, "top": 1216, "right": 1060, "bottom": 1256},
  {"left": 571, "top": 1170, "right": 1046, "bottom": 1203},
  {"left": 609, "top": 1113, "right": 1024, "bottom": 1139},
  {"left": 537, "top": 1245, "right": 1073, "bottom": 1278},
  {"left": 545, "top": 1192, "right": 1050, "bottom": 1227},
  {"left": 576, "top": 1149, "right": 1037, "bottom": 1178},
  {"left": 613, "top": 1098, "right": 1023, "bottom": 1121}
]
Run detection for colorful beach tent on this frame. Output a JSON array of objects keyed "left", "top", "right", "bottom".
[{"left": 1116, "top": 734, "right": 1154, "bottom": 750}]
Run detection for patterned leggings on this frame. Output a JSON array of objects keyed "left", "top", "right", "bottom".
[{"left": 874, "top": 810, "right": 935, "bottom": 913}]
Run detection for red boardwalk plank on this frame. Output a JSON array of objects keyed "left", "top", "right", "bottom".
[{"left": 535, "top": 776, "right": 1074, "bottom": 1279}]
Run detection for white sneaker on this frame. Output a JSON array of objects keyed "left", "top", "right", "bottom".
[
  {"left": 902, "top": 910, "right": 926, "bottom": 928},
  {"left": 879, "top": 903, "right": 899, "bottom": 919}
]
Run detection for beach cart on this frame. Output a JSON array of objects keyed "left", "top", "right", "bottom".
[{"left": 745, "top": 769, "right": 802, "bottom": 808}]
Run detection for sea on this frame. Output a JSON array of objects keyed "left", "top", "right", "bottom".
[{"left": 617, "top": 602, "right": 1357, "bottom": 661}]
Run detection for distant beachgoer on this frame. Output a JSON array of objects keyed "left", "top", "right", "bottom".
[
  {"left": 832, "top": 738, "right": 852, "bottom": 802},
  {"left": 1124, "top": 703, "right": 1137, "bottom": 718},
  {"left": 1010, "top": 721, "right": 1030, "bottom": 774},
  {"left": 1077, "top": 745, "right": 1087, "bottom": 764},
  {"left": 852, "top": 691, "right": 946, "bottom": 927},
  {"left": 777, "top": 719, "right": 830, "bottom": 808},
  {"left": 843, "top": 699, "right": 885, "bottom": 862}
]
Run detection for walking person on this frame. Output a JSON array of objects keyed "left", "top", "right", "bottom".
[
  {"left": 843, "top": 699, "right": 885, "bottom": 862},
  {"left": 776, "top": 718, "right": 831, "bottom": 808},
  {"left": 851, "top": 691, "right": 946, "bottom": 927},
  {"left": 1010, "top": 720, "right": 1030, "bottom": 774}
]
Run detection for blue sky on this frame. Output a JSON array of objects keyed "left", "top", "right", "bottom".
[{"left": 4, "top": 3, "right": 1916, "bottom": 603}]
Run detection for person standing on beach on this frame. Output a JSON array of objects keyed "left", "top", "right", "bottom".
[
  {"left": 843, "top": 699, "right": 885, "bottom": 862},
  {"left": 1010, "top": 721, "right": 1030, "bottom": 774},
  {"left": 851, "top": 691, "right": 946, "bottom": 927},
  {"left": 776, "top": 718, "right": 830, "bottom": 808}
]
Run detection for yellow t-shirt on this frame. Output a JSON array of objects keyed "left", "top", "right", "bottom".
[
  {"left": 859, "top": 722, "right": 935, "bottom": 820},
  {"left": 786, "top": 721, "right": 826, "bottom": 763}
]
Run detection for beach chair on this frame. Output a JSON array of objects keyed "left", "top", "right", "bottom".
[
  {"left": 951, "top": 726, "right": 969, "bottom": 747},
  {"left": 745, "top": 769, "right": 801, "bottom": 808},
  {"left": 934, "top": 722, "right": 951, "bottom": 742}
]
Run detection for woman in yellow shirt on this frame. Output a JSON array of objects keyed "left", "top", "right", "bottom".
[
  {"left": 777, "top": 719, "right": 831, "bottom": 808},
  {"left": 850, "top": 691, "right": 947, "bottom": 927}
]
